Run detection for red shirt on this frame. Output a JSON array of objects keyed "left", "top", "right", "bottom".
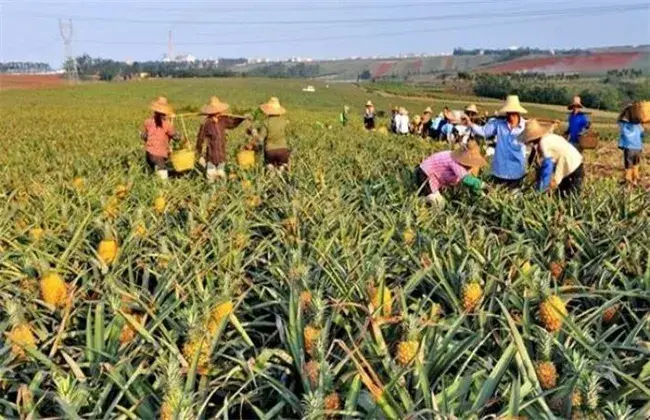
[{"left": 142, "top": 118, "right": 177, "bottom": 157}]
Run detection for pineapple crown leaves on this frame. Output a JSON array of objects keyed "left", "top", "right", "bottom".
[
  {"left": 53, "top": 373, "right": 90, "bottom": 413},
  {"left": 536, "top": 329, "right": 554, "bottom": 362},
  {"left": 585, "top": 373, "right": 602, "bottom": 411}
]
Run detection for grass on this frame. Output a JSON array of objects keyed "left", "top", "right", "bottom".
[{"left": 0, "top": 77, "right": 648, "bottom": 419}]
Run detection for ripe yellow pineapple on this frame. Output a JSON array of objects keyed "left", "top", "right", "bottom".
[
  {"left": 206, "top": 301, "right": 233, "bottom": 334},
  {"left": 571, "top": 389, "right": 583, "bottom": 408},
  {"left": 119, "top": 314, "right": 144, "bottom": 345},
  {"left": 104, "top": 196, "right": 119, "bottom": 219},
  {"left": 114, "top": 184, "right": 129, "bottom": 199},
  {"left": 536, "top": 361, "right": 558, "bottom": 390},
  {"left": 30, "top": 227, "right": 44, "bottom": 242},
  {"left": 160, "top": 400, "right": 173, "bottom": 420},
  {"left": 303, "top": 325, "right": 320, "bottom": 356},
  {"left": 539, "top": 295, "right": 567, "bottom": 332},
  {"left": 241, "top": 179, "right": 252, "bottom": 191},
  {"left": 72, "top": 177, "right": 85, "bottom": 191},
  {"left": 7, "top": 323, "right": 36, "bottom": 359},
  {"left": 396, "top": 340, "right": 419, "bottom": 366},
  {"left": 154, "top": 196, "right": 166, "bottom": 214},
  {"left": 40, "top": 272, "right": 67, "bottom": 308},
  {"left": 246, "top": 195, "right": 262, "bottom": 209},
  {"left": 304, "top": 360, "right": 319, "bottom": 387},
  {"left": 299, "top": 290, "right": 312, "bottom": 311},
  {"left": 323, "top": 392, "right": 341, "bottom": 412},
  {"left": 462, "top": 282, "right": 483, "bottom": 312},
  {"left": 369, "top": 285, "right": 392, "bottom": 317},
  {"left": 134, "top": 224, "right": 147, "bottom": 237},
  {"left": 182, "top": 335, "right": 211, "bottom": 375},
  {"left": 98, "top": 238, "right": 118, "bottom": 265}
]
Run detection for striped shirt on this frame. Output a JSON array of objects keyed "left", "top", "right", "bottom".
[{"left": 419, "top": 151, "right": 468, "bottom": 193}]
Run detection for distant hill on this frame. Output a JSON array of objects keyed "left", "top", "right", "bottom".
[{"left": 236, "top": 46, "right": 650, "bottom": 80}]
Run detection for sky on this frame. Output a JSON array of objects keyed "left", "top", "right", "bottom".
[{"left": 1, "top": 0, "right": 649, "bottom": 67}]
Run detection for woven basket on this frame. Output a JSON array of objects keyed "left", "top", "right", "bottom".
[
  {"left": 170, "top": 149, "right": 196, "bottom": 172},
  {"left": 630, "top": 101, "right": 650, "bottom": 124},
  {"left": 579, "top": 131, "right": 599, "bottom": 150},
  {"left": 236, "top": 150, "right": 256, "bottom": 169}
]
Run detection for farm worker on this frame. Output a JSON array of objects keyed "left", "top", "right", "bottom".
[
  {"left": 465, "top": 104, "right": 479, "bottom": 123},
  {"left": 340, "top": 105, "right": 350, "bottom": 127},
  {"left": 421, "top": 107, "right": 434, "bottom": 138},
  {"left": 410, "top": 114, "right": 422, "bottom": 135},
  {"left": 396, "top": 107, "right": 410, "bottom": 135},
  {"left": 364, "top": 100, "right": 376, "bottom": 131},
  {"left": 257, "top": 97, "right": 291, "bottom": 170},
  {"left": 195, "top": 97, "right": 249, "bottom": 182},
  {"left": 390, "top": 106, "right": 399, "bottom": 133},
  {"left": 521, "top": 119, "right": 584, "bottom": 196},
  {"left": 465, "top": 95, "right": 527, "bottom": 189},
  {"left": 414, "top": 139, "right": 488, "bottom": 208},
  {"left": 565, "top": 96, "right": 591, "bottom": 152},
  {"left": 617, "top": 105, "right": 645, "bottom": 186},
  {"left": 140, "top": 97, "right": 180, "bottom": 180}
]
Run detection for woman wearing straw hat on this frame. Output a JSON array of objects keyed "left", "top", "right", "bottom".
[
  {"left": 364, "top": 100, "right": 376, "bottom": 131},
  {"left": 464, "top": 104, "right": 479, "bottom": 123},
  {"left": 465, "top": 95, "right": 527, "bottom": 188},
  {"left": 395, "top": 107, "right": 410, "bottom": 135},
  {"left": 421, "top": 107, "right": 434, "bottom": 139},
  {"left": 256, "top": 97, "right": 290, "bottom": 170},
  {"left": 565, "top": 96, "right": 591, "bottom": 152},
  {"left": 617, "top": 105, "right": 645, "bottom": 186},
  {"left": 195, "top": 96, "right": 249, "bottom": 182},
  {"left": 140, "top": 97, "right": 180, "bottom": 180},
  {"left": 410, "top": 114, "right": 422, "bottom": 135},
  {"left": 414, "top": 140, "right": 488, "bottom": 209},
  {"left": 521, "top": 119, "right": 584, "bottom": 196}
]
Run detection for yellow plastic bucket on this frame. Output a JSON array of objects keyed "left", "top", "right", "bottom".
[
  {"left": 237, "top": 150, "right": 256, "bottom": 169},
  {"left": 170, "top": 149, "right": 196, "bottom": 172}
]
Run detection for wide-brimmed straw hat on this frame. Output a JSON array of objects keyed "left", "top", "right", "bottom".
[
  {"left": 412, "top": 115, "right": 422, "bottom": 124},
  {"left": 149, "top": 97, "right": 174, "bottom": 115},
  {"left": 423, "top": 107, "right": 433, "bottom": 114},
  {"left": 201, "top": 96, "right": 230, "bottom": 115},
  {"left": 366, "top": 100, "right": 374, "bottom": 107},
  {"left": 465, "top": 103, "right": 479, "bottom": 114},
  {"left": 520, "top": 119, "right": 552, "bottom": 143},
  {"left": 568, "top": 95, "right": 583, "bottom": 110},
  {"left": 399, "top": 107, "right": 408, "bottom": 115},
  {"left": 499, "top": 95, "right": 528, "bottom": 115},
  {"left": 260, "top": 97, "right": 286, "bottom": 116},
  {"left": 451, "top": 139, "right": 487, "bottom": 168}
]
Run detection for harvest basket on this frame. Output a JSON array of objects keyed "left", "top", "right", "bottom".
[
  {"left": 237, "top": 150, "right": 256, "bottom": 169},
  {"left": 630, "top": 101, "right": 650, "bottom": 124},
  {"left": 170, "top": 149, "right": 196, "bottom": 172},
  {"left": 579, "top": 131, "right": 599, "bottom": 150}
]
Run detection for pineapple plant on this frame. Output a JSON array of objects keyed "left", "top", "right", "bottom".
[
  {"left": 549, "top": 243, "right": 566, "bottom": 280},
  {"left": 98, "top": 227, "right": 118, "bottom": 266},
  {"left": 303, "top": 325, "right": 320, "bottom": 357},
  {"left": 602, "top": 304, "right": 619, "bottom": 324},
  {"left": 535, "top": 331, "right": 558, "bottom": 390},
  {"left": 368, "top": 283, "right": 393, "bottom": 318},
  {"left": 154, "top": 195, "right": 166, "bottom": 214},
  {"left": 402, "top": 227, "right": 416, "bottom": 246},
  {"left": 538, "top": 277, "right": 567, "bottom": 333},
  {"left": 5, "top": 302, "right": 37, "bottom": 360}
]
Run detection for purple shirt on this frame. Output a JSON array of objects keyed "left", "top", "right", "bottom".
[{"left": 420, "top": 151, "right": 468, "bottom": 193}]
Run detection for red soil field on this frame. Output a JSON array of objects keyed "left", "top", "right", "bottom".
[
  {"left": 483, "top": 52, "right": 642, "bottom": 74},
  {"left": 0, "top": 74, "right": 66, "bottom": 90},
  {"left": 373, "top": 62, "right": 396, "bottom": 78}
]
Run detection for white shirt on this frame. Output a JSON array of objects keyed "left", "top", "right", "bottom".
[
  {"left": 539, "top": 133, "right": 583, "bottom": 184},
  {"left": 396, "top": 114, "right": 410, "bottom": 134}
]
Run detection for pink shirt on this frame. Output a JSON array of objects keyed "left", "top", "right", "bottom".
[
  {"left": 142, "top": 118, "right": 177, "bottom": 157},
  {"left": 419, "top": 151, "right": 468, "bottom": 192}
]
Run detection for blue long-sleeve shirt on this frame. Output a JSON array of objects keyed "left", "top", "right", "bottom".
[
  {"left": 618, "top": 122, "right": 644, "bottom": 151},
  {"left": 567, "top": 112, "right": 590, "bottom": 145},
  {"left": 471, "top": 118, "right": 526, "bottom": 180}
]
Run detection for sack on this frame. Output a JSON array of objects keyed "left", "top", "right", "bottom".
[
  {"left": 630, "top": 101, "right": 650, "bottom": 123},
  {"left": 579, "top": 131, "right": 599, "bottom": 150}
]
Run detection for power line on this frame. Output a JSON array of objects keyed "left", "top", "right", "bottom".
[
  {"left": 73, "top": 7, "right": 641, "bottom": 48},
  {"left": 7, "top": 3, "right": 649, "bottom": 26}
]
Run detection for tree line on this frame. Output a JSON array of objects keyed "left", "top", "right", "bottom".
[{"left": 0, "top": 62, "right": 53, "bottom": 73}]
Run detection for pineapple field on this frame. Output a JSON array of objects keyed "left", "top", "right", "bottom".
[{"left": 1, "top": 78, "right": 649, "bottom": 419}]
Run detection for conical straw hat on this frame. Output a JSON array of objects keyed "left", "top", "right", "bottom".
[
  {"left": 365, "top": 100, "right": 374, "bottom": 107},
  {"left": 423, "top": 107, "right": 433, "bottom": 114},
  {"left": 465, "top": 103, "right": 479, "bottom": 114},
  {"left": 568, "top": 95, "right": 583, "bottom": 110},
  {"left": 200, "top": 96, "right": 230, "bottom": 115},
  {"left": 260, "top": 97, "right": 286, "bottom": 115},
  {"left": 412, "top": 115, "right": 422, "bottom": 124},
  {"left": 451, "top": 139, "right": 487, "bottom": 168},
  {"left": 520, "top": 119, "right": 552, "bottom": 143},
  {"left": 399, "top": 107, "right": 408, "bottom": 115},
  {"left": 149, "top": 97, "right": 174, "bottom": 115},
  {"left": 498, "top": 95, "right": 528, "bottom": 115}
]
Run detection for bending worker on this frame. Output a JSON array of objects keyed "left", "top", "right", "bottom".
[
  {"left": 522, "top": 119, "right": 584, "bottom": 196},
  {"left": 465, "top": 95, "right": 527, "bottom": 188},
  {"left": 414, "top": 139, "right": 488, "bottom": 208}
]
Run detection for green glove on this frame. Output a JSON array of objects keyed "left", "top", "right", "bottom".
[{"left": 462, "top": 175, "right": 483, "bottom": 192}]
